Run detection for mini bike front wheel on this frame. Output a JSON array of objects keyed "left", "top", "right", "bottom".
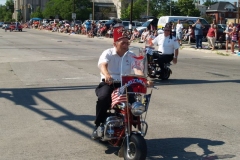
[{"left": 124, "top": 134, "right": 147, "bottom": 160}]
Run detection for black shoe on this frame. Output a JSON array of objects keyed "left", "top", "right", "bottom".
[{"left": 91, "top": 126, "right": 98, "bottom": 140}]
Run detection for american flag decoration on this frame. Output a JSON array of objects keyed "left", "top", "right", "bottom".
[
  {"left": 111, "top": 86, "right": 127, "bottom": 108},
  {"left": 118, "top": 85, "right": 126, "bottom": 95}
]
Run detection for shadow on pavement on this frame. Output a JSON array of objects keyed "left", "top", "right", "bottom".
[
  {"left": 152, "top": 78, "right": 240, "bottom": 86},
  {"left": 0, "top": 85, "right": 99, "bottom": 143},
  {"left": 0, "top": 85, "right": 236, "bottom": 159},
  {"left": 146, "top": 138, "right": 235, "bottom": 160}
]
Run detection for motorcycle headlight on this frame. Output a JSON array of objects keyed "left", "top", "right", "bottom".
[{"left": 131, "top": 102, "right": 145, "bottom": 116}]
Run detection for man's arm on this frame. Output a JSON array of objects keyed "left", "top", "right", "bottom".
[
  {"left": 99, "top": 62, "right": 112, "bottom": 84},
  {"left": 133, "top": 68, "right": 153, "bottom": 86},
  {"left": 173, "top": 49, "right": 179, "bottom": 64}
]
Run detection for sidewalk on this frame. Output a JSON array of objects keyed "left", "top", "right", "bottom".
[
  {"left": 33, "top": 28, "right": 240, "bottom": 57},
  {"left": 180, "top": 42, "right": 240, "bottom": 57}
]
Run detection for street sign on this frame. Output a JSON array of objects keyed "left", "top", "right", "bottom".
[{"left": 72, "top": 13, "right": 76, "bottom": 19}]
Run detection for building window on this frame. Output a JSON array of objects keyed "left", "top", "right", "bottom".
[{"left": 111, "top": 7, "right": 116, "bottom": 12}]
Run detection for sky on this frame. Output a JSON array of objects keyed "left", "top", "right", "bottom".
[{"left": 0, "top": 0, "right": 6, "bottom": 5}]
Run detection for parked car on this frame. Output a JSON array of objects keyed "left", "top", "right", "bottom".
[
  {"left": 82, "top": 20, "right": 95, "bottom": 28},
  {"left": 136, "top": 18, "right": 158, "bottom": 35},
  {"left": 217, "top": 24, "right": 226, "bottom": 41},
  {"left": 2, "top": 24, "right": 6, "bottom": 29},
  {"left": 4, "top": 24, "right": 12, "bottom": 31},
  {"left": 75, "top": 20, "right": 82, "bottom": 25},
  {"left": 0, "top": 22, "right": 4, "bottom": 27},
  {"left": 96, "top": 20, "right": 109, "bottom": 24},
  {"left": 104, "top": 18, "right": 122, "bottom": 29},
  {"left": 122, "top": 21, "right": 142, "bottom": 30},
  {"left": 9, "top": 22, "right": 23, "bottom": 32}
]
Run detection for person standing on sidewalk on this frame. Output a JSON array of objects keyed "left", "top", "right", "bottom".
[
  {"left": 236, "top": 24, "right": 240, "bottom": 52},
  {"left": 176, "top": 20, "right": 183, "bottom": 45},
  {"left": 207, "top": 24, "right": 217, "bottom": 51},
  {"left": 192, "top": 19, "right": 205, "bottom": 49},
  {"left": 85, "top": 20, "right": 92, "bottom": 34},
  {"left": 224, "top": 23, "right": 232, "bottom": 52},
  {"left": 230, "top": 23, "right": 237, "bottom": 54}
]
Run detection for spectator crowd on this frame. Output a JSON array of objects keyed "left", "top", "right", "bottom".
[
  {"left": 20, "top": 19, "right": 240, "bottom": 54},
  {"left": 22, "top": 20, "right": 160, "bottom": 44}
]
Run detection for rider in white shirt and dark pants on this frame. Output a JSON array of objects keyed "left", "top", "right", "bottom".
[{"left": 151, "top": 24, "right": 180, "bottom": 75}]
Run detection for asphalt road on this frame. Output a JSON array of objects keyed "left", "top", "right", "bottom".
[{"left": 0, "top": 28, "right": 239, "bottom": 160}]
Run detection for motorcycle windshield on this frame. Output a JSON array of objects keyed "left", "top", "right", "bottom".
[{"left": 120, "top": 47, "right": 148, "bottom": 94}]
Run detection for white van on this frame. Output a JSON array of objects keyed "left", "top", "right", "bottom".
[{"left": 157, "top": 16, "right": 209, "bottom": 29}]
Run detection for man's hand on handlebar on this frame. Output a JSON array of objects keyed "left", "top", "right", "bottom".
[
  {"left": 105, "top": 74, "right": 113, "bottom": 85},
  {"left": 147, "top": 80, "right": 154, "bottom": 87}
]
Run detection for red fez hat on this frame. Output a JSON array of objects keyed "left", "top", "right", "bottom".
[{"left": 113, "top": 23, "right": 128, "bottom": 42}]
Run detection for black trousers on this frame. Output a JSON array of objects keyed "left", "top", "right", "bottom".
[
  {"left": 95, "top": 82, "right": 121, "bottom": 127},
  {"left": 153, "top": 53, "right": 174, "bottom": 71}
]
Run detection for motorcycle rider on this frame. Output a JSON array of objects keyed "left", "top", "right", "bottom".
[
  {"left": 92, "top": 24, "right": 152, "bottom": 139},
  {"left": 150, "top": 23, "right": 179, "bottom": 77}
]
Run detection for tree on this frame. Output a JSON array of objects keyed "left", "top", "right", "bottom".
[
  {"left": 31, "top": 6, "right": 43, "bottom": 19},
  {"left": 201, "top": 14, "right": 213, "bottom": 23},
  {"left": 0, "top": 0, "right": 15, "bottom": 22},
  {"left": 121, "top": 0, "right": 146, "bottom": 20},
  {"left": 202, "top": 0, "right": 217, "bottom": 7},
  {"left": 43, "top": 0, "right": 92, "bottom": 21},
  {"left": 176, "top": 0, "right": 200, "bottom": 17}
]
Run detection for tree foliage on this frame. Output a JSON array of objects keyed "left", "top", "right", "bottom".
[
  {"left": 202, "top": 0, "right": 217, "bottom": 7},
  {"left": 121, "top": 0, "right": 200, "bottom": 20},
  {"left": 31, "top": 6, "right": 44, "bottom": 19},
  {"left": 0, "top": 0, "right": 14, "bottom": 22},
  {"left": 174, "top": 0, "right": 200, "bottom": 17},
  {"left": 42, "top": 0, "right": 92, "bottom": 21},
  {"left": 201, "top": 14, "right": 213, "bottom": 23}
]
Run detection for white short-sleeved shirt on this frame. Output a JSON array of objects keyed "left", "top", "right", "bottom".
[
  {"left": 98, "top": 48, "right": 139, "bottom": 81},
  {"left": 152, "top": 34, "right": 180, "bottom": 55},
  {"left": 176, "top": 23, "right": 183, "bottom": 33}
]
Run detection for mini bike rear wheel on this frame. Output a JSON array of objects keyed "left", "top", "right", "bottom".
[{"left": 159, "top": 68, "right": 171, "bottom": 80}]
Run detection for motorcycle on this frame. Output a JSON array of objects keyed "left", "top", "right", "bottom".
[
  {"left": 94, "top": 47, "right": 156, "bottom": 160},
  {"left": 145, "top": 46, "right": 172, "bottom": 80}
]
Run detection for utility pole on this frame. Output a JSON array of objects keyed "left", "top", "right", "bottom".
[
  {"left": 93, "top": 0, "right": 94, "bottom": 21},
  {"left": 238, "top": 1, "right": 240, "bottom": 23},
  {"left": 130, "top": 0, "right": 133, "bottom": 34},
  {"left": 170, "top": 0, "right": 172, "bottom": 16},
  {"left": 73, "top": 0, "right": 75, "bottom": 25},
  {"left": 73, "top": 0, "right": 75, "bottom": 13},
  {"left": 147, "top": 0, "right": 149, "bottom": 16}
]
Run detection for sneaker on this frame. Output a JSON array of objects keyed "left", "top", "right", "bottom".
[{"left": 91, "top": 126, "right": 98, "bottom": 140}]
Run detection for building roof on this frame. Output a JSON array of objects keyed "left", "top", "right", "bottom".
[{"left": 206, "top": 1, "right": 237, "bottom": 12}]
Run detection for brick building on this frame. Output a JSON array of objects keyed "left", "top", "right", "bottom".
[{"left": 206, "top": 1, "right": 237, "bottom": 24}]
